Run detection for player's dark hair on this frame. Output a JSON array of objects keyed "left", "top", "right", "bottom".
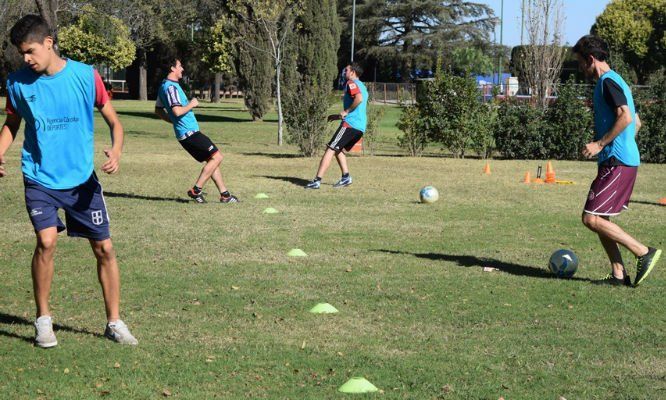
[
  {"left": 349, "top": 62, "right": 363, "bottom": 78},
  {"left": 10, "top": 15, "right": 52, "bottom": 46},
  {"left": 572, "top": 35, "right": 610, "bottom": 62}
]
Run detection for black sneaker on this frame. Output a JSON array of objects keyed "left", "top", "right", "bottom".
[
  {"left": 187, "top": 189, "right": 206, "bottom": 203},
  {"left": 592, "top": 273, "right": 632, "bottom": 287},
  {"left": 220, "top": 194, "right": 239, "bottom": 203},
  {"left": 634, "top": 247, "right": 662, "bottom": 287}
]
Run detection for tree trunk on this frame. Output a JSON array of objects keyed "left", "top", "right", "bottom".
[
  {"left": 276, "top": 62, "right": 283, "bottom": 146},
  {"left": 213, "top": 73, "right": 221, "bottom": 103},
  {"left": 139, "top": 50, "right": 148, "bottom": 101},
  {"left": 35, "top": 0, "right": 58, "bottom": 43}
]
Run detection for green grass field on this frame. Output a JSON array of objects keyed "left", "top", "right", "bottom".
[{"left": 1, "top": 99, "right": 664, "bottom": 399}]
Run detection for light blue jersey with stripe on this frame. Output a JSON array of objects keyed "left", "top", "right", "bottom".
[
  {"left": 343, "top": 79, "right": 368, "bottom": 132},
  {"left": 157, "top": 80, "right": 199, "bottom": 139},
  {"left": 593, "top": 70, "right": 640, "bottom": 166},
  {"left": 7, "top": 60, "right": 97, "bottom": 189}
]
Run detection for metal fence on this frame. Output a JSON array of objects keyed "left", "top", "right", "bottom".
[{"left": 365, "top": 82, "right": 416, "bottom": 105}]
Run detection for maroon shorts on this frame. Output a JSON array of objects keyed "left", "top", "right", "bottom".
[{"left": 583, "top": 165, "right": 637, "bottom": 216}]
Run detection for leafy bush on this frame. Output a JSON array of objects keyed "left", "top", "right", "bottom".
[
  {"left": 544, "top": 77, "right": 594, "bottom": 160},
  {"left": 494, "top": 101, "right": 548, "bottom": 159},
  {"left": 283, "top": 81, "right": 332, "bottom": 157},
  {"left": 401, "top": 71, "right": 495, "bottom": 158},
  {"left": 636, "top": 69, "right": 666, "bottom": 163},
  {"left": 396, "top": 106, "right": 428, "bottom": 156}
]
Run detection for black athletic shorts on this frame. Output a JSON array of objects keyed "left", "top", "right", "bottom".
[
  {"left": 179, "top": 132, "right": 219, "bottom": 162},
  {"left": 327, "top": 123, "right": 363, "bottom": 152}
]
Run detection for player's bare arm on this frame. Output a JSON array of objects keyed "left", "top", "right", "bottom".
[
  {"left": 582, "top": 105, "right": 633, "bottom": 158},
  {"left": 171, "top": 97, "right": 199, "bottom": 117},
  {"left": 0, "top": 113, "right": 22, "bottom": 177},
  {"left": 340, "top": 93, "right": 363, "bottom": 119},
  {"left": 98, "top": 102, "right": 123, "bottom": 174},
  {"left": 635, "top": 113, "right": 641, "bottom": 133}
]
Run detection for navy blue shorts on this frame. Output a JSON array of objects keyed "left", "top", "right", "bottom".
[{"left": 24, "top": 173, "right": 111, "bottom": 241}]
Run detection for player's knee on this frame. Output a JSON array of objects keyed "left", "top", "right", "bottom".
[
  {"left": 581, "top": 213, "right": 598, "bottom": 231},
  {"left": 36, "top": 236, "right": 57, "bottom": 253},
  {"left": 92, "top": 240, "right": 115, "bottom": 260},
  {"left": 210, "top": 152, "right": 223, "bottom": 165}
]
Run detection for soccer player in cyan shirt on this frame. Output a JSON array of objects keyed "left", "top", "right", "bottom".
[
  {"left": 305, "top": 63, "right": 368, "bottom": 189},
  {"left": 0, "top": 15, "right": 137, "bottom": 347},
  {"left": 573, "top": 35, "right": 661, "bottom": 287},
  {"left": 155, "top": 57, "right": 239, "bottom": 204}
]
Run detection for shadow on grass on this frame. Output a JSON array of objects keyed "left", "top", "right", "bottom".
[
  {"left": 242, "top": 152, "right": 303, "bottom": 159},
  {"left": 104, "top": 191, "right": 190, "bottom": 203},
  {"left": 116, "top": 110, "right": 250, "bottom": 123},
  {"left": 0, "top": 312, "right": 104, "bottom": 343},
  {"left": 630, "top": 200, "right": 665, "bottom": 207},
  {"left": 375, "top": 250, "right": 593, "bottom": 282},
  {"left": 257, "top": 175, "right": 311, "bottom": 187}
]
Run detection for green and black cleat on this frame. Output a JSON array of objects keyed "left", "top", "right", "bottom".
[
  {"left": 592, "top": 273, "right": 632, "bottom": 287},
  {"left": 634, "top": 247, "right": 662, "bottom": 287}
]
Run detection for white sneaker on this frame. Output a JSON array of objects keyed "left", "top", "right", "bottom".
[
  {"left": 104, "top": 320, "right": 138, "bottom": 345},
  {"left": 34, "top": 315, "right": 58, "bottom": 348}
]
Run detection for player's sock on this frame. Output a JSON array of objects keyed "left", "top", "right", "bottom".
[
  {"left": 314, "top": 177, "right": 322, "bottom": 182},
  {"left": 193, "top": 185, "right": 202, "bottom": 194},
  {"left": 342, "top": 173, "right": 350, "bottom": 178},
  {"left": 221, "top": 190, "right": 230, "bottom": 198}
]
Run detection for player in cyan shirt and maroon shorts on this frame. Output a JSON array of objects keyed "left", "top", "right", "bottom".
[
  {"left": 573, "top": 35, "right": 661, "bottom": 287},
  {"left": 0, "top": 15, "right": 137, "bottom": 347}
]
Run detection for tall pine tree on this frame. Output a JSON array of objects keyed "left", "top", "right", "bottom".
[
  {"left": 350, "top": 0, "right": 496, "bottom": 81},
  {"left": 282, "top": 0, "right": 340, "bottom": 156},
  {"left": 235, "top": 22, "right": 273, "bottom": 121}
]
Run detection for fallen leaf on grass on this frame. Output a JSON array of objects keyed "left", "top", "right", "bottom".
[
  {"left": 162, "top": 389, "right": 172, "bottom": 397},
  {"left": 113, "top": 362, "right": 120, "bottom": 369}
]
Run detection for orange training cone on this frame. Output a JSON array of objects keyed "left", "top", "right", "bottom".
[
  {"left": 545, "top": 161, "right": 556, "bottom": 183},
  {"left": 483, "top": 162, "right": 491, "bottom": 175},
  {"left": 659, "top": 197, "right": 666, "bottom": 206},
  {"left": 523, "top": 171, "right": 531, "bottom": 183}
]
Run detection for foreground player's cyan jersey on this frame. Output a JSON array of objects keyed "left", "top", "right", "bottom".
[
  {"left": 7, "top": 60, "right": 105, "bottom": 189},
  {"left": 593, "top": 70, "right": 639, "bottom": 166}
]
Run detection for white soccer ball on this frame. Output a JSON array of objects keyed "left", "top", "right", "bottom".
[
  {"left": 419, "top": 186, "right": 439, "bottom": 204},
  {"left": 548, "top": 249, "right": 579, "bottom": 278}
]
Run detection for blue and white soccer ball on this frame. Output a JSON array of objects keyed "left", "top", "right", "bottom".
[
  {"left": 549, "top": 249, "right": 579, "bottom": 278},
  {"left": 419, "top": 186, "right": 439, "bottom": 204}
]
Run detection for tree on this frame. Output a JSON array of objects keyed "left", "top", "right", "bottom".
[
  {"left": 351, "top": 0, "right": 496, "bottom": 82},
  {"left": 228, "top": 0, "right": 304, "bottom": 145},
  {"left": 92, "top": 0, "right": 187, "bottom": 100},
  {"left": 449, "top": 47, "right": 494, "bottom": 76},
  {"left": 592, "top": 0, "right": 666, "bottom": 83},
  {"left": 513, "top": 0, "right": 566, "bottom": 108},
  {"left": 59, "top": 5, "right": 135, "bottom": 70},
  {"left": 234, "top": 21, "right": 273, "bottom": 121},
  {"left": 416, "top": 69, "right": 495, "bottom": 158},
  {"left": 282, "top": 0, "right": 340, "bottom": 156},
  {"left": 201, "top": 18, "right": 233, "bottom": 102}
]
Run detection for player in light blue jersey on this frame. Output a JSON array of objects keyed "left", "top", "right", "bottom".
[
  {"left": 0, "top": 15, "right": 137, "bottom": 347},
  {"left": 305, "top": 63, "right": 368, "bottom": 189},
  {"left": 573, "top": 35, "right": 661, "bottom": 287},
  {"left": 155, "top": 57, "right": 238, "bottom": 204}
]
